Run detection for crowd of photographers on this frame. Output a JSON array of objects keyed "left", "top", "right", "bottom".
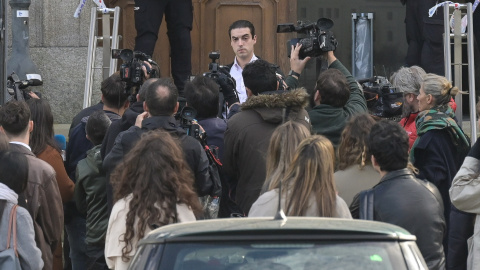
[{"left": 0, "top": 17, "right": 479, "bottom": 270}]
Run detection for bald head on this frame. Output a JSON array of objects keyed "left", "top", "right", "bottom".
[{"left": 145, "top": 78, "right": 178, "bottom": 116}]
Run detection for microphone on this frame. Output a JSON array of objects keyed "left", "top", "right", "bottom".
[{"left": 54, "top": 134, "right": 67, "bottom": 161}]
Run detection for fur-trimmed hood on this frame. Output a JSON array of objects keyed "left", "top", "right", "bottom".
[{"left": 241, "top": 88, "right": 309, "bottom": 110}]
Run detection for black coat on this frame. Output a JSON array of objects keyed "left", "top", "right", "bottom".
[
  {"left": 351, "top": 168, "right": 446, "bottom": 270},
  {"left": 103, "top": 115, "right": 215, "bottom": 211},
  {"left": 413, "top": 129, "right": 475, "bottom": 270}
]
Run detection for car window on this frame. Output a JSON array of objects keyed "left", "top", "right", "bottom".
[{"left": 155, "top": 241, "right": 408, "bottom": 270}]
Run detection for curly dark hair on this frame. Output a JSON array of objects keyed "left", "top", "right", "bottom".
[
  {"left": 337, "top": 114, "right": 376, "bottom": 170},
  {"left": 110, "top": 130, "right": 202, "bottom": 261},
  {"left": 367, "top": 120, "right": 409, "bottom": 172}
]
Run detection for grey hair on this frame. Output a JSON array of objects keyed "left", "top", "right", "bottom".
[
  {"left": 422, "top": 73, "right": 459, "bottom": 106},
  {"left": 391, "top": 66, "right": 426, "bottom": 95}
]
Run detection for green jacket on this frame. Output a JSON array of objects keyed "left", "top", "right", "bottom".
[
  {"left": 308, "top": 59, "right": 367, "bottom": 147},
  {"left": 74, "top": 144, "right": 108, "bottom": 245}
]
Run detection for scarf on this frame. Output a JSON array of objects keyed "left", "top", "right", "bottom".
[
  {"left": 0, "top": 182, "right": 18, "bottom": 204},
  {"left": 410, "top": 104, "right": 470, "bottom": 163}
]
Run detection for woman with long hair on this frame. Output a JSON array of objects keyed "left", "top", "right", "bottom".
[
  {"left": 411, "top": 73, "right": 473, "bottom": 268},
  {"left": 0, "top": 151, "right": 44, "bottom": 269},
  {"left": 26, "top": 98, "right": 75, "bottom": 270},
  {"left": 249, "top": 135, "right": 351, "bottom": 218},
  {"left": 27, "top": 99, "right": 75, "bottom": 202},
  {"left": 334, "top": 114, "right": 380, "bottom": 206},
  {"left": 261, "top": 121, "right": 311, "bottom": 194},
  {"left": 105, "top": 130, "right": 202, "bottom": 269}
]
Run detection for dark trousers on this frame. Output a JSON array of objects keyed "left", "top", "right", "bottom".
[
  {"left": 404, "top": 0, "right": 445, "bottom": 76},
  {"left": 134, "top": 0, "right": 193, "bottom": 95}
]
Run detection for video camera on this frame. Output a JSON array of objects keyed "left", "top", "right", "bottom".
[
  {"left": 360, "top": 76, "right": 403, "bottom": 119},
  {"left": 6, "top": 72, "right": 43, "bottom": 101},
  {"left": 202, "top": 52, "right": 236, "bottom": 93},
  {"left": 175, "top": 105, "right": 203, "bottom": 141},
  {"left": 277, "top": 18, "right": 338, "bottom": 59},
  {"left": 111, "top": 49, "right": 158, "bottom": 93}
]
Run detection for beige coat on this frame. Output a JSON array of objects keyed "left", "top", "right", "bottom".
[
  {"left": 105, "top": 194, "right": 197, "bottom": 270},
  {"left": 248, "top": 189, "right": 352, "bottom": 219},
  {"left": 334, "top": 165, "right": 381, "bottom": 206},
  {"left": 450, "top": 156, "right": 480, "bottom": 270}
]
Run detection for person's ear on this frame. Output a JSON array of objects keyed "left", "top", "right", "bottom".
[
  {"left": 29, "top": 120, "right": 34, "bottom": 133},
  {"left": 173, "top": 102, "right": 179, "bottom": 114},
  {"left": 253, "top": 35, "right": 257, "bottom": 43},
  {"left": 314, "top": 90, "right": 321, "bottom": 103},
  {"left": 143, "top": 101, "right": 148, "bottom": 113},
  {"left": 426, "top": 94, "right": 434, "bottom": 105},
  {"left": 246, "top": 87, "right": 253, "bottom": 97},
  {"left": 123, "top": 100, "right": 130, "bottom": 109},
  {"left": 371, "top": 155, "right": 377, "bottom": 167},
  {"left": 136, "top": 94, "right": 140, "bottom": 102}
]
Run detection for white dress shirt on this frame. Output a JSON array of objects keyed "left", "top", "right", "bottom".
[{"left": 230, "top": 54, "right": 258, "bottom": 103}]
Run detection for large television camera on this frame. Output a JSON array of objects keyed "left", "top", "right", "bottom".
[
  {"left": 6, "top": 72, "right": 42, "bottom": 101},
  {"left": 202, "top": 52, "right": 236, "bottom": 93},
  {"left": 277, "top": 18, "right": 338, "bottom": 59},
  {"left": 111, "top": 49, "right": 158, "bottom": 93},
  {"left": 360, "top": 76, "right": 403, "bottom": 119}
]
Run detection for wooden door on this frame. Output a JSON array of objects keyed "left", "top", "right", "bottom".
[{"left": 108, "top": 0, "right": 297, "bottom": 78}]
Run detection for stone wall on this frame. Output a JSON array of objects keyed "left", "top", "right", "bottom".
[{"left": 7, "top": 0, "right": 103, "bottom": 124}]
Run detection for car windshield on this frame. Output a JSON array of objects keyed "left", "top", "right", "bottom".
[{"left": 131, "top": 241, "right": 408, "bottom": 270}]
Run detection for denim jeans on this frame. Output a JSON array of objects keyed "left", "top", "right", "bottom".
[
  {"left": 65, "top": 216, "right": 87, "bottom": 270},
  {"left": 85, "top": 244, "right": 107, "bottom": 270}
]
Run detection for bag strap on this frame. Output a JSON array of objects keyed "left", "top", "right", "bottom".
[
  {"left": 359, "top": 189, "right": 375, "bottom": 220},
  {"left": 6, "top": 205, "right": 19, "bottom": 257}
]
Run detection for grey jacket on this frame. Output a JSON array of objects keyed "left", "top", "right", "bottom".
[
  {"left": 450, "top": 156, "right": 480, "bottom": 270},
  {"left": 0, "top": 202, "right": 44, "bottom": 270}
]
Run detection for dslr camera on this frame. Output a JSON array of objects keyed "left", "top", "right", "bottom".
[
  {"left": 111, "top": 49, "right": 158, "bottom": 92},
  {"left": 202, "top": 52, "right": 236, "bottom": 92},
  {"left": 277, "top": 18, "right": 338, "bottom": 59}
]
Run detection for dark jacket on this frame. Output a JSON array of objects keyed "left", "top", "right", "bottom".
[
  {"left": 351, "top": 168, "right": 446, "bottom": 270},
  {"left": 223, "top": 88, "right": 311, "bottom": 214},
  {"left": 226, "top": 61, "right": 299, "bottom": 90},
  {"left": 198, "top": 117, "right": 227, "bottom": 161},
  {"left": 69, "top": 102, "right": 104, "bottom": 138},
  {"left": 65, "top": 110, "right": 121, "bottom": 223},
  {"left": 413, "top": 129, "right": 475, "bottom": 270},
  {"left": 74, "top": 145, "right": 108, "bottom": 246},
  {"left": 10, "top": 143, "right": 63, "bottom": 270},
  {"left": 101, "top": 101, "right": 144, "bottom": 159},
  {"left": 308, "top": 59, "right": 367, "bottom": 147},
  {"left": 103, "top": 115, "right": 215, "bottom": 210}
]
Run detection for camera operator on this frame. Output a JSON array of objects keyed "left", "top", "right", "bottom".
[
  {"left": 103, "top": 78, "right": 218, "bottom": 211},
  {"left": 100, "top": 78, "right": 158, "bottom": 159},
  {"left": 223, "top": 59, "right": 311, "bottom": 214},
  {"left": 308, "top": 50, "right": 367, "bottom": 148},
  {"left": 226, "top": 20, "right": 310, "bottom": 103}
]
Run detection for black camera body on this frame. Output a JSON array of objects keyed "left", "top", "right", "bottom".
[
  {"left": 111, "top": 49, "right": 158, "bottom": 91},
  {"left": 361, "top": 76, "right": 403, "bottom": 118},
  {"left": 175, "top": 105, "right": 203, "bottom": 141},
  {"left": 6, "top": 72, "right": 43, "bottom": 101},
  {"left": 202, "top": 52, "right": 236, "bottom": 92},
  {"left": 277, "top": 18, "right": 338, "bottom": 59}
]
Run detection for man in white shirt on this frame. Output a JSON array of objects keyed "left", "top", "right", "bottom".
[{"left": 227, "top": 20, "right": 310, "bottom": 103}]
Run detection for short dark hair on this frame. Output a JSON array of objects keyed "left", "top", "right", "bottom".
[
  {"left": 86, "top": 110, "right": 111, "bottom": 145},
  {"left": 367, "top": 120, "right": 409, "bottom": 172},
  {"left": 229, "top": 20, "right": 255, "bottom": 38},
  {"left": 184, "top": 76, "right": 219, "bottom": 119},
  {"left": 100, "top": 73, "right": 129, "bottom": 109},
  {"left": 138, "top": 78, "right": 158, "bottom": 102},
  {"left": 316, "top": 69, "right": 350, "bottom": 107},
  {"left": 0, "top": 101, "right": 31, "bottom": 136},
  {"left": 145, "top": 78, "right": 178, "bottom": 116},
  {"left": 242, "top": 60, "right": 277, "bottom": 95},
  {"left": 0, "top": 151, "right": 29, "bottom": 194}
]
